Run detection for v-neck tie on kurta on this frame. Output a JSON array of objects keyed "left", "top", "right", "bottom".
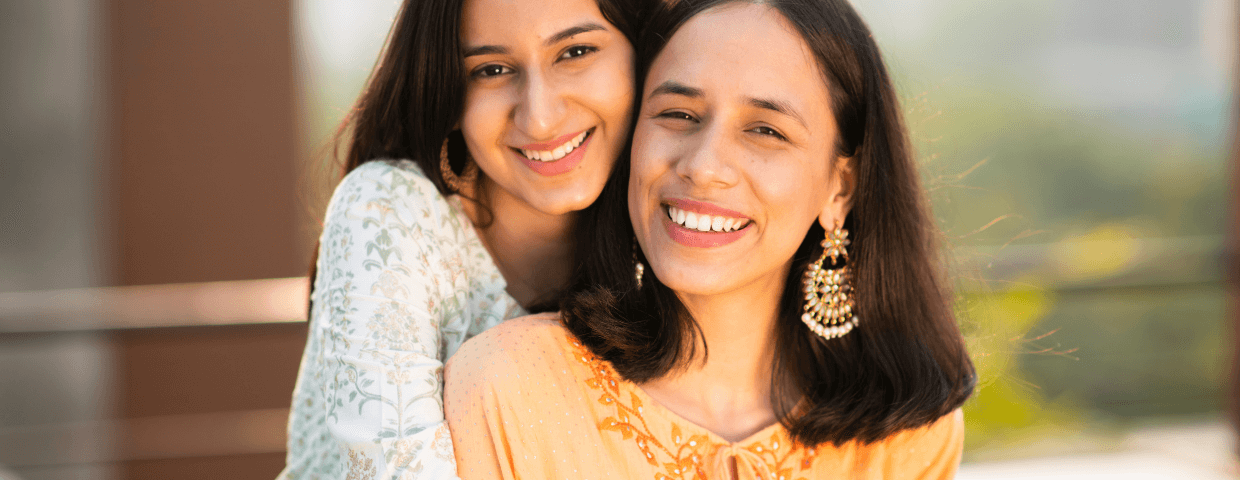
[{"left": 711, "top": 443, "right": 775, "bottom": 480}]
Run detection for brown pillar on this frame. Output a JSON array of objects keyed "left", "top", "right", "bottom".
[
  {"left": 105, "top": 1, "right": 307, "bottom": 478},
  {"left": 107, "top": 0, "right": 301, "bottom": 285}
]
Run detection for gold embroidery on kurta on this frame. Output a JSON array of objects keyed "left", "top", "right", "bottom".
[
  {"left": 568, "top": 338, "right": 813, "bottom": 480},
  {"left": 345, "top": 448, "right": 377, "bottom": 480}
]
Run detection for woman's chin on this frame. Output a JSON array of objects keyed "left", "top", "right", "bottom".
[{"left": 650, "top": 266, "right": 742, "bottom": 298}]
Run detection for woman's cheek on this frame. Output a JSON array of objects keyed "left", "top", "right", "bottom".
[
  {"left": 591, "top": 51, "right": 635, "bottom": 121},
  {"left": 461, "top": 88, "right": 508, "bottom": 141}
]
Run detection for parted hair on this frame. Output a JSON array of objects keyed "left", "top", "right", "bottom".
[{"left": 561, "top": 0, "right": 976, "bottom": 447}]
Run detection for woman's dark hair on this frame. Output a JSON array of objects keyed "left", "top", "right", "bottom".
[
  {"left": 307, "top": 0, "right": 647, "bottom": 309},
  {"left": 562, "top": 0, "right": 976, "bottom": 447}
]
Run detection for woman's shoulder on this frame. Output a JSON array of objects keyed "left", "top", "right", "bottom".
[
  {"left": 446, "top": 313, "right": 571, "bottom": 382},
  {"left": 450, "top": 313, "right": 567, "bottom": 362},
  {"left": 884, "top": 408, "right": 964, "bottom": 446},
  {"left": 323, "top": 159, "right": 470, "bottom": 244},
  {"left": 335, "top": 159, "right": 441, "bottom": 205},
  {"left": 861, "top": 408, "right": 964, "bottom": 478},
  {"left": 348, "top": 158, "right": 431, "bottom": 180}
]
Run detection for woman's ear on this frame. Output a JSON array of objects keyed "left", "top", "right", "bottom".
[{"left": 818, "top": 155, "right": 856, "bottom": 230}]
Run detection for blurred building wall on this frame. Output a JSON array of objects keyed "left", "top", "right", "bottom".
[
  {"left": 104, "top": 1, "right": 305, "bottom": 479},
  {"left": 0, "top": 1, "right": 115, "bottom": 479},
  {"left": 0, "top": 0, "right": 104, "bottom": 292},
  {"left": 107, "top": 0, "right": 303, "bottom": 286},
  {"left": 2, "top": 1, "right": 308, "bottom": 479}
]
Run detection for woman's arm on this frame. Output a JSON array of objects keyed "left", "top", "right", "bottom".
[{"left": 286, "top": 162, "right": 479, "bottom": 479}]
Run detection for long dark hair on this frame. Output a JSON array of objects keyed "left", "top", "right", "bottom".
[
  {"left": 307, "top": 0, "right": 646, "bottom": 308},
  {"left": 562, "top": 0, "right": 976, "bottom": 447}
]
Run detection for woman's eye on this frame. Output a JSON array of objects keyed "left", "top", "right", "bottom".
[
  {"left": 657, "top": 111, "right": 696, "bottom": 122},
  {"left": 750, "top": 126, "right": 786, "bottom": 140},
  {"left": 472, "top": 64, "right": 511, "bottom": 78},
  {"left": 561, "top": 45, "right": 598, "bottom": 60}
]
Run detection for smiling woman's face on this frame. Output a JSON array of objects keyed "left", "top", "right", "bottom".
[
  {"left": 460, "top": 0, "right": 634, "bottom": 215},
  {"left": 630, "top": 2, "right": 853, "bottom": 299}
]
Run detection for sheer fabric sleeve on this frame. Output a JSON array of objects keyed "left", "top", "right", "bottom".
[{"left": 293, "top": 161, "right": 483, "bottom": 479}]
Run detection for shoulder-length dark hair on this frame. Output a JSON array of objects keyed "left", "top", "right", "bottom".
[
  {"left": 307, "top": 0, "right": 647, "bottom": 306},
  {"left": 562, "top": 0, "right": 976, "bottom": 447}
]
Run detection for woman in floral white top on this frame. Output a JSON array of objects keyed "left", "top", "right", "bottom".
[{"left": 279, "top": 0, "right": 646, "bottom": 477}]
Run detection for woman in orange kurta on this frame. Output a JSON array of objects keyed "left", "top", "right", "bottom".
[
  {"left": 447, "top": 0, "right": 976, "bottom": 478},
  {"left": 447, "top": 316, "right": 963, "bottom": 479}
]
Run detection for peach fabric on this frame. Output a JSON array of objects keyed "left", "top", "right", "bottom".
[{"left": 446, "top": 314, "right": 964, "bottom": 480}]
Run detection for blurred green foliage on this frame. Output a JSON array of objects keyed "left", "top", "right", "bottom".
[
  {"left": 863, "top": 3, "right": 1231, "bottom": 456},
  {"left": 899, "top": 66, "right": 1228, "bottom": 457}
]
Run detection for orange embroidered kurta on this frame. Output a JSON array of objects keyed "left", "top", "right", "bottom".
[{"left": 445, "top": 315, "right": 964, "bottom": 480}]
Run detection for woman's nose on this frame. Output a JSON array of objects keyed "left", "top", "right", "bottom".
[
  {"left": 513, "top": 71, "right": 567, "bottom": 141},
  {"left": 674, "top": 124, "right": 739, "bottom": 189}
]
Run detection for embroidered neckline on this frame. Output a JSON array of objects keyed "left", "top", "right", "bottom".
[{"left": 566, "top": 336, "right": 816, "bottom": 480}]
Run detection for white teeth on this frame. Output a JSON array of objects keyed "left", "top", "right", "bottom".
[
  {"left": 665, "top": 206, "right": 747, "bottom": 233},
  {"left": 696, "top": 215, "right": 713, "bottom": 232},
  {"left": 520, "top": 130, "right": 589, "bottom": 162}
]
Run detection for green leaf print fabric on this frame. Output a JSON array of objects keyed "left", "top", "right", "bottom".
[{"left": 279, "top": 160, "right": 525, "bottom": 479}]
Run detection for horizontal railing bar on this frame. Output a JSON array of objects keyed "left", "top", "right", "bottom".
[
  {"left": 0, "top": 277, "right": 308, "bottom": 333},
  {"left": 0, "top": 236, "right": 1226, "bottom": 333},
  {"left": 0, "top": 408, "right": 288, "bottom": 467}
]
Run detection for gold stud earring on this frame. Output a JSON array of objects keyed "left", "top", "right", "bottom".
[{"left": 801, "top": 222, "right": 858, "bottom": 339}]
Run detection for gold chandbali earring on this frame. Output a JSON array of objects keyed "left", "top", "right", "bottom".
[
  {"left": 632, "top": 239, "right": 645, "bottom": 289},
  {"left": 802, "top": 222, "right": 858, "bottom": 339},
  {"left": 440, "top": 134, "right": 479, "bottom": 192}
]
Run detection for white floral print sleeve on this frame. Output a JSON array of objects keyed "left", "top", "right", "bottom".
[{"left": 279, "top": 160, "right": 524, "bottom": 480}]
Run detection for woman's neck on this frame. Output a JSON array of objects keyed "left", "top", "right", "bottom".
[
  {"left": 460, "top": 175, "right": 576, "bottom": 308},
  {"left": 639, "top": 270, "right": 788, "bottom": 443}
]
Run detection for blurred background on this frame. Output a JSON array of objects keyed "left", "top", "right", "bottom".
[{"left": 0, "top": 0, "right": 1234, "bottom": 479}]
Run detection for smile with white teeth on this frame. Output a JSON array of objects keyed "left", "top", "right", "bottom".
[
  {"left": 666, "top": 205, "right": 749, "bottom": 233},
  {"left": 518, "top": 129, "right": 591, "bottom": 162}
]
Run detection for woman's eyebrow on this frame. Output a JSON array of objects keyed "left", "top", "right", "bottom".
[
  {"left": 464, "top": 23, "right": 607, "bottom": 58},
  {"left": 464, "top": 45, "right": 507, "bottom": 57},
  {"left": 649, "top": 80, "right": 702, "bottom": 99},
  {"left": 749, "top": 97, "right": 806, "bottom": 128},
  {"left": 545, "top": 23, "right": 607, "bottom": 46}
]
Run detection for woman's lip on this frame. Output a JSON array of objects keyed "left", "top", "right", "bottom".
[
  {"left": 662, "top": 215, "right": 751, "bottom": 248},
  {"left": 514, "top": 130, "right": 592, "bottom": 176},
  {"left": 664, "top": 198, "right": 749, "bottom": 220},
  {"left": 516, "top": 128, "right": 589, "bottom": 151}
]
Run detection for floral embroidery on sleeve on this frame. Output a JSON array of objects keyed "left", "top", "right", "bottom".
[{"left": 281, "top": 160, "right": 523, "bottom": 480}]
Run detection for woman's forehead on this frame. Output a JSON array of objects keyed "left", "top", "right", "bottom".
[
  {"left": 461, "top": 0, "right": 609, "bottom": 46},
  {"left": 645, "top": 3, "right": 830, "bottom": 116}
]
